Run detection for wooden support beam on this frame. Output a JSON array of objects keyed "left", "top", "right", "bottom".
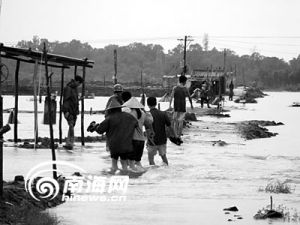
[
  {"left": 0, "top": 54, "right": 70, "bottom": 69},
  {"left": 0, "top": 45, "right": 94, "bottom": 68},
  {"left": 14, "top": 60, "right": 20, "bottom": 143},
  {"left": 59, "top": 67, "right": 64, "bottom": 144}
]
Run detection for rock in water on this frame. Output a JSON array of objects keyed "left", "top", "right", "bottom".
[
  {"left": 184, "top": 112, "right": 197, "bottom": 121},
  {"left": 223, "top": 206, "right": 239, "bottom": 212}
]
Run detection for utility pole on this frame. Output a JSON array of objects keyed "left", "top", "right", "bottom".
[
  {"left": 113, "top": 49, "right": 117, "bottom": 84},
  {"left": 140, "top": 69, "right": 146, "bottom": 106},
  {"left": 218, "top": 48, "right": 227, "bottom": 97},
  {"left": 242, "top": 67, "right": 246, "bottom": 87},
  {"left": 177, "top": 35, "right": 193, "bottom": 76},
  {"left": 234, "top": 64, "right": 237, "bottom": 84},
  {"left": 183, "top": 35, "right": 187, "bottom": 75},
  {"left": 223, "top": 49, "right": 227, "bottom": 73}
]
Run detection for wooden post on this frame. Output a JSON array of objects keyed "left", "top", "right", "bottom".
[
  {"left": 0, "top": 43, "right": 3, "bottom": 198},
  {"left": 74, "top": 65, "right": 77, "bottom": 78},
  {"left": 43, "top": 43, "right": 57, "bottom": 179},
  {"left": 59, "top": 67, "right": 64, "bottom": 144},
  {"left": 270, "top": 196, "right": 273, "bottom": 210},
  {"left": 81, "top": 61, "right": 87, "bottom": 146},
  {"left": 33, "top": 60, "right": 39, "bottom": 144},
  {"left": 113, "top": 49, "right": 117, "bottom": 84},
  {"left": 0, "top": 96, "right": 2, "bottom": 198},
  {"left": 140, "top": 70, "right": 145, "bottom": 106},
  {"left": 14, "top": 60, "right": 20, "bottom": 143}
]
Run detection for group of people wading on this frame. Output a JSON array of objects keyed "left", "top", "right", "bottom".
[{"left": 61, "top": 74, "right": 233, "bottom": 173}]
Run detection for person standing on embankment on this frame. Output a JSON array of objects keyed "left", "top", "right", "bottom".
[{"left": 62, "top": 75, "right": 83, "bottom": 150}]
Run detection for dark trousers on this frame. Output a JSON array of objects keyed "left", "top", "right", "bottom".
[
  {"left": 132, "top": 140, "right": 145, "bottom": 162},
  {"left": 200, "top": 97, "right": 210, "bottom": 108}
]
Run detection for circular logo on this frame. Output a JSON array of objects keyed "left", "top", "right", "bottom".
[{"left": 25, "top": 161, "right": 86, "bottom": 201}]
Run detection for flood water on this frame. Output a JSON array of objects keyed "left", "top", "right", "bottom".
[{"left": 2, "top": 92, "right": 300, "bottom": 225}]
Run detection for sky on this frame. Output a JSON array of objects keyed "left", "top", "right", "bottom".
[{"left": 1, "top": 0, "right": 300, "bottom": 62}]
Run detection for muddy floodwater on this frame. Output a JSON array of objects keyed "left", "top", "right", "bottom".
[{"left": 2, "top": 92, "right": 300, "bottom": 225}]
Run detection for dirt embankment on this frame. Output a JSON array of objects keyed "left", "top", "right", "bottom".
[
  {"left": 237, "top": 120, "right": 284, "bottom": 140},
  {"left": 235, "top": 87, "right": 266, "bottom": 103},
  {"left": 0, "top": 177, "right": 64, "bottom": 225}
]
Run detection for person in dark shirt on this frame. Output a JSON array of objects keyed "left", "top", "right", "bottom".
[
  {"left": 147, "top": 97, "right": 176, "bottom": 166},
  {"left": 104, "top": 84, "right": 124, "bottom": 152},
  {"left": 94, "top": 99, "right": 138, "bottom": 172},
  {"left": 169, "top": 75, "right": 193, "bottom": 137},
  {"left": 199, "top": 82, "right": 211, "bottom": 108},
  {"left": 62, "top": 75, "right": 83, "bottom": 150}
]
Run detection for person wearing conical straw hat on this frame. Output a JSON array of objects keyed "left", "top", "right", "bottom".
[
  {"left": 89, "top": 98, "right": 138, "bottom": 173},
  {"left": 123, "top": 97, "right": 153, "bottom": 172}
]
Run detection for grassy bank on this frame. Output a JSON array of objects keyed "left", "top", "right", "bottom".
[
  {"left": 0, "top": 180, "right": 64, "bottom": 225},
  {"left": 1, "top": 202, "right": 60, "bottom": 225}
]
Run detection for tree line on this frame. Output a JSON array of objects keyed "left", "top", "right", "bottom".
[{"left": 2, "top": 35, "right": 300, "bottom": 90}]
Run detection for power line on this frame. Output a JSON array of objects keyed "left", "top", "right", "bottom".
[
  {"left": 211, "top": 40, "right": 300, "bottom": 55},
  {"left": 209, "top": 37, "right": 300, "bottom": 47},
  {"left": 85, "top": 36, "right": 181, "bottom": 44},
  {"left": 202, "top": 35, "right": 300, "bottom": 39}
]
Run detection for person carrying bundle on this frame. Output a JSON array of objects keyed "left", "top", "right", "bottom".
[{"left": 88, "top": 99, "right": 138, "bottom": 173}]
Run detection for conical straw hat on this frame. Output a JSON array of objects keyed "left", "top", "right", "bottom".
[
  {"left": 123, "top": 97, "right": 144, "bottom": 109},
  {"left": 105, "top": 98, "right": 123, "bottom": 110}
]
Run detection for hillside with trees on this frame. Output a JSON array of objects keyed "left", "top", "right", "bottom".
[{"left": 2, "top": 36, "right": 300, "bottom": 91}]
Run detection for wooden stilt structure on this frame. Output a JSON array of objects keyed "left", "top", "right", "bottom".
[{"left": 0, "top": 43, "right": 94, "bottom": 185}]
